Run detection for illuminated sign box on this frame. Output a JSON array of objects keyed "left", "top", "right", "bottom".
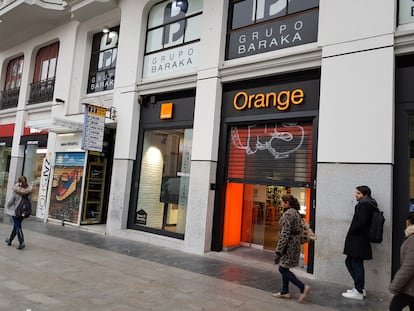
[{"left": 160, "top": 102, "right": 173, "bottom": 119}]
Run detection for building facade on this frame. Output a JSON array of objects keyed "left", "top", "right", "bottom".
[{"left": 0, "top": 0, "right": 412, "bottom": 292}]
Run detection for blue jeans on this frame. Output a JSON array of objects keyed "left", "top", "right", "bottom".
[
  {"left": 345, "top": 256, "right": 364, "bottom": 293},
  {"left": 10, "top": 216, "right": 24, "bottom": 245},
  {"left": 278, "top": 266, "right": 305, "bottom": 294}
]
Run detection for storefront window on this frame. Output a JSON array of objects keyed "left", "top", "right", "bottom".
[
  {"left": 135, "top": 128, "right": 192, "bottom": 237},
  {"left": 143, "top": 0, "right": 203, "bottom": 78},
  {"left": 409, "top": 116, "right": 414, "bottom": 211},
  {"left": 399, "top": 0, "right": 414, "bottom": 25},
  {"left": 23, "top": 143, "right": 47, "bottom": 215},
  {"left": 226, "top": 0, "right": 319, "bottom": 59},
  {"left": 87, "top": 25, "right": 119, "bottom": 93},
  {"left": 0, "top": 144, "right": 11, "bottom": 208}
]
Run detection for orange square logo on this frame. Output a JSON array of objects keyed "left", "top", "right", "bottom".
[{"left": 160, "top": 102, "right": 173, "bottom": 119}]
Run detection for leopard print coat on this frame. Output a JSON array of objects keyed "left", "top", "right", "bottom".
[{"left": 275, "top": 207, "right": 302, "bottom": 268}]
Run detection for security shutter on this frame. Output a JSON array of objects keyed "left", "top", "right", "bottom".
[{"left": 226, "top": 121, "right": 314, "bottom": 186}]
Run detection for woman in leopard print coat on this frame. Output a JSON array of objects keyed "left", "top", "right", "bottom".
[{"left": 273, "top": 194, "right": 311, "bottom": 302}]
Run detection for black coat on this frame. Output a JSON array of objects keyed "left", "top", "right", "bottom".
[{"left": 343, "top": 196, "right": 377, "bottom": 260}]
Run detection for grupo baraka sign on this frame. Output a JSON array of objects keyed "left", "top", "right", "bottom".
[
  {"left": 227, "top": 10, "right": 318, "bottom": 59},
  {"left": 143, "top": 0, "right": 203, "bottom": 78}
]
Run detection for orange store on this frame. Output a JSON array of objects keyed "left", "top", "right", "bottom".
[{"left": 212, "top": 70, "right": 320, "bottom": 273}]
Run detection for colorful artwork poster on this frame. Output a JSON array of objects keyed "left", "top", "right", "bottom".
[{"left": 49, "top": 152, "right": 85, "bottom": 224}]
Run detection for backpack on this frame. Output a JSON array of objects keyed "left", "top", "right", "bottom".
[
  {"left": 15, "top": 195, "right": 32, "bottom": 218},
  {"left": 368, "top": 207, "right": 385, "bottom": 243},
  {"left": 300, "top": 217, "right": 317, "bottom": 244}
]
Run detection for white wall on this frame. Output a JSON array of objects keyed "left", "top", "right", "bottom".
[
  {"left": 318, "top": 47, "right": 394, "bottom": 163},
  {"left": 315, "top": 0, "right": 396, "bottom": 292}
]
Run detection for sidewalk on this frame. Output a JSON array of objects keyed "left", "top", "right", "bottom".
[{"left": 0, "top": 215, "right": 391, "bottom": 311}]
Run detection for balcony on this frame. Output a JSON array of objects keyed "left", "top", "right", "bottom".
[
  {"left": 28, "top": 78, "right": 55, "bottom": 104},
  {"left": 0, "top": 0, "right": 118, "bottom": 52},
  {"left": 0, "top": 87, "right": 19, "bottom": 109}
]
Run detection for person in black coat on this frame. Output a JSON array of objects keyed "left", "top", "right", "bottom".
[{"left": 341, "top": 185, "right": 377, "bottom": 300}]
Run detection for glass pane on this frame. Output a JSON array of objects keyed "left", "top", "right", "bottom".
[
  {"left": 48, "top": 58, "right": 56, "bottom": 78},
  {"left": 288, "top": 0, "right": 319, "bottom": 14},
  {"left": 23, "top": 144, "right": 47, "bottom": 216},
  {"left": 185, "top": 15, "right": 202, "bottom": 42},
  {"left": 255, "top": 0, "right": 287, "bottom": 22},
  {"left": 148, "top": 1, "right": 167, "bottom": 28},
  {"left": 136, "top": 128, "right": 193, "bottom": 235},
  {"left": 163, "top": 22, "right": 185, "bottom": 48},
  {"left": 146, "top": 28, "right": 164, "bottom": 53},
  {"left": 228, "top": 183, "right": 311, "bottom": 267},
  {"left": 409, "top": 116, "right": 414, "bottom": 211},
  {"left": 0, "top": 145, "right": 11, "bottom": 208},
  {"left": 41, "top": 60, "right": 49, "bottom": 81},
  {"left": 232, "top": 0, "right": 254, "bottom": 29}
]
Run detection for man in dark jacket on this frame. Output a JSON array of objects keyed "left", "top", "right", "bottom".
[{"left": 342, "top": 185, "right": 377, "bottom": 300}]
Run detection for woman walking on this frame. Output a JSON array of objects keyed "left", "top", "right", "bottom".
[
  {"left": 5, "top": 176, "right": 33, "bottom": 250},
  {"left": 273, "top": 194, "right": 311, "bottom": 302}
]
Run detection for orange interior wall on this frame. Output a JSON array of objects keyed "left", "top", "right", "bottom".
[
  {"left": 303, "top": 187, "right": 311, "bottom": 265},
  {"left": 223, "top": 183, "right": 244, "bottom": 248}
]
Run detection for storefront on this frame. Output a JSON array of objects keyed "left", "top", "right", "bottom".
[
  {"left": 20, "top": 129, "right": 48, "bottom": 215},
  {"left": 42, "top": 128, "right": 114, "bottom": 226},
  {"left": 212, "top": 70, "right": 320, "bottom": 273},
  {"left": 128, "top": 89, "right": 195, "bottom": 239},
  {"left": 394, "top": 54, "right": 414, "bottom": 275},
  {"left": 0, "top": 124, "right": 13, "bottom": 208}
]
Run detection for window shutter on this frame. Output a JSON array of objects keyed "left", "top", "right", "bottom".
[{"left": 227, "top": 121, "right": 314, "bottom": 186}]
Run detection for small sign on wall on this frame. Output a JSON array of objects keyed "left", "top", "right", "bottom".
[
  {"left": 160, "top": 102, "right": 173, "bottom": 119},
  {"left": 82, "top": 104, "right": 105, "bottom": 152},
  {"left": 136, "top": 209, "right": 148, "bottom": 225}
]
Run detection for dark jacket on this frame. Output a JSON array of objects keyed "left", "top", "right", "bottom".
[
  {"left": 275, "top": 207, "right": 301, "bottom": 268},
  {"left": 343, "top": 196, "right": 377, "bottom": 260},
  {"left": 389, "top": 224, "right": 414, "bottom": 297}
]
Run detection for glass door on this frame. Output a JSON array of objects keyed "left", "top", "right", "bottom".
[{"left": 225, "top": 182, "right": 312, "bottom": 267}]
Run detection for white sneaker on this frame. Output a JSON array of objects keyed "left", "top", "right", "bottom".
[
  {"left": 346, "top": 288, "right": 366, "bottom": 297},
  {"left": 342, "top": 288, "right": 364, "bottom": 300}
]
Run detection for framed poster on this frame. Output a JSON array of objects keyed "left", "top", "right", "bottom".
[{"left": 49, "top": 152, "right": 85, "bottom": 224}]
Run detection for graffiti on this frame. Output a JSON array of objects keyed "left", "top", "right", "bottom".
[{"left": 231, "top": 123, "right": 304, "bottom": 159}]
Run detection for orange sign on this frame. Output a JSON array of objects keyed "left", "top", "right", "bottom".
[
  {"left": 160, "top": 102, "right": 173, "bottom": 119},
  {"left": 233, "top": 88, "right": 304, "bottom": 111}
]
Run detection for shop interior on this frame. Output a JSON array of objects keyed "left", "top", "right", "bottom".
[{"left": 223, "top": 183, "right": 311, "bottom": 269}]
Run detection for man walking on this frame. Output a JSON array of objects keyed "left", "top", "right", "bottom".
[{"left": 342, "top": 185, "right": 377, "bottom": 300}]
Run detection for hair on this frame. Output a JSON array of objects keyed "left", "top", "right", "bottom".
[
  {"left": 407, "top": 212, "right": 414, "bottom": 225},
  {"left": 356, "top": 185, "right": 371, "bottom": 197},
  {"left": 18, "top": 176, "right": 28, "bottom": 188},
  {"left": 281, "top": 194, "right": 300, "bottom": 211}
]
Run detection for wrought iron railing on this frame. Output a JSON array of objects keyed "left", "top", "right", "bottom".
[
  {"left": 28, "top": 78, "right": 55, "bottom": 104},
  {"left": 0, "top": 87, "right": 19, "bottom": 109}
]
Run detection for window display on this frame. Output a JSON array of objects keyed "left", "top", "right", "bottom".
[
  {"left": 135, "top": 128, "right": 192, "bottom": 237},
  {"left": 0, "top": 144, "right": 11, "bottom": 208}
]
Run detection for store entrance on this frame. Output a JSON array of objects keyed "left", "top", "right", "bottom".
[
  {"left": 81, "top": 128, "right": 115, "bottom": 225},
  {"left": 223, "top": 182, "right": 312, "bottom": 269}
]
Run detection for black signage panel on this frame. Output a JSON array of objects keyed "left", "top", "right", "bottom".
[
  {"left": 222, "top": 72, "right": 320, "bottom": 118},
  {"left": 226, "top": 10, "right": 318, "bottom": 60}
]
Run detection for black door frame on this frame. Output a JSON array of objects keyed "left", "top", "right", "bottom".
[{"left": 211, "top": 114, "right": 318, "bottom": 273}]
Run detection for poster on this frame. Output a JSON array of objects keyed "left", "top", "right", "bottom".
[{"left": 49, "top": 152, "right": 85, "bottom": 224}]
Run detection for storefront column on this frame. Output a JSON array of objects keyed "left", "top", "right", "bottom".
[
  {"left": 106, "top": 87, "right": 139, "bottom": 234},
  {"left": 184, "top": 73, "right": 222, "bottom": 254},
  {"left": 5, "top": 114, "right": 26, "bottom": 210},
  {"left": 316, "top": 45, "right": 394, "bottom": 291}
]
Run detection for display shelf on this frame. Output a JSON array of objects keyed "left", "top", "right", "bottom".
[{"left": 81, "top": 161, "right": 106, "bottom": 224}]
